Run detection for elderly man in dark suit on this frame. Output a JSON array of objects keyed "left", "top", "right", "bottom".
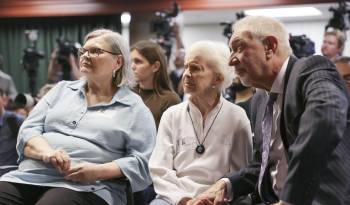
[{"left": 187, "top": 16, "right": 350, "bottom": 205}]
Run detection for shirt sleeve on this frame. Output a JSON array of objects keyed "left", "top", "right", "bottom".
[
  {"left": 148, "top": 108, "right": 186, "bottom": 204},
  {"left": 114, "top": 105, "right": 157, "bottom": 192},
  {"left": 16, "top": 82, "right": 64, "bottom": 162}
]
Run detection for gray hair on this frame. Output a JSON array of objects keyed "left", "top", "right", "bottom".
[
  {"left": 233, "top": 16, "right": 292, "bottom": 57},
  {"left": 84, "top": 29, "right": 135, "bottom": 87},
  {"left": 185, "top": 40, "right": 234, "bottom": 91}
]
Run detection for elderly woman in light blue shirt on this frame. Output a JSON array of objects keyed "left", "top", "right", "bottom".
[{"left": 0, "top": 29, "right": 156, "bottom": 205}]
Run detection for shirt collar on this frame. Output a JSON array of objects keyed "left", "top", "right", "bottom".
[
  {"left": 66, "top": 78, "right": 134, "bottom": 107},
  {"left": 270, "top": 56, "right": 290, "bottom": 95}
]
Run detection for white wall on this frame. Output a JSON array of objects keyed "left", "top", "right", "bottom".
[{"left": 182, "top": 19, "right": 350, "bottom": 56}]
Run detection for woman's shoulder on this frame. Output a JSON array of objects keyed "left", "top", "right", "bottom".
[{"left": 159, "top": 90, "right": 181, "bottom": 103}]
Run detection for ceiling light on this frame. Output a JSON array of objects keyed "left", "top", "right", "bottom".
[
  {"left": 121, "top": 12, "right": 131, "bottom": 26},
  {"left": 245, "top": 7, "right": 322, "bottom": 18}
]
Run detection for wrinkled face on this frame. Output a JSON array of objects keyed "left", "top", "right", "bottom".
[
  {"left": 228, "top": 31, "right": 267, "bottom": 88},
  {"left": 335, "top": 62, "right": 350, "bottom": 92},
  {"left": 79, "top": 36, "right": 122, "bottom": 82},
  {"left": 321, "top": 34, "right": 340, "bottom": 60},
  {"left": 130, "top": 50, "right": 157, "bottom": 84},
  {"left": 182, "top": 55, "right": 216, "bottom": 96}
]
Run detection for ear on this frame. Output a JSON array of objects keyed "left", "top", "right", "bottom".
[
  {"left": 115, "top": 55, "right": 124, "bottom": 69},
  {"left": 262, "top": 36, "right": 278, "bottom": 59},
  {"left": 151, "top": 61, "right": 161, "bottom": 73}
]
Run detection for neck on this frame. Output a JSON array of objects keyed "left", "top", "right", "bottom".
[
  {"left": 86, "top": 78, "right": 116, "bottom": 96},
  {"left": 235, "top": 88, "right": 254, "bottom": 103},
  {"left": 139, "top": 79, "right": 154, "bottom": 90},
  {"left": 190, "top": 91, "right": 220, "bottom": 119}
]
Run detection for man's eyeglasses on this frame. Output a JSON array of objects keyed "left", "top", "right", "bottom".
[{"left": 78, "top": 47, "right": 119, "bottom": 58}]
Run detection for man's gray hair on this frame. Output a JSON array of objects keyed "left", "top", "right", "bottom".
[
  {"left": 84, "top": 29, "right": 135, "bottom": 87},
  {"left": 185, "top": 40, "right": 234, "bottom": 91},
  {"left": 233, "top": 16, "right": 293, "bottom": 57}
]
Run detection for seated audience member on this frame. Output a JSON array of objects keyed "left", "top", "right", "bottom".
[
  {"left": 47, "top": 49, "right": 81, "bottom": 83},
  {"left": 0, "top": 29, "right": 156, "bottom": 205},
  {"left": 334, "top": 56, "right": 350, "bottom": 92},
  {"left": 192, "top": 16, "right": 349, "bottom": 205},
  {"left": 0, "top": 89, "right": 24, "bottom": 176},
  {"left": 149, "top": 41, "right": 253, "bottom": 205},
  {"left": 131, "top": 40, "right": 181, "bottom": 128},
  {"left": 321, "top": 29, "right": 346, "bottom": 61},
  {"left": 0, "top": 54, "right": 18, "bottom": 103}
]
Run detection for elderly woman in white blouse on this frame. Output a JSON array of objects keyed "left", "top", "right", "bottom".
[{"left": 149, "top": 40, "right": 253, "bottom": 205}]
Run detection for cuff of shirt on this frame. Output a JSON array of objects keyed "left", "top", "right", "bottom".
[{"left": 220, "top": 178, "right": 233, "bottom": 201}]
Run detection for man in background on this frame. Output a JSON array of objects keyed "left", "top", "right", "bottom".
[
  {"left": 321, "top": 29, "right": 346, "bottom": 61},
  {"left": 0, "top": 54, "right": 18, "bottom": 103},
  {"left": 0, "top": 88, "right": 24, "bottom": 176}
]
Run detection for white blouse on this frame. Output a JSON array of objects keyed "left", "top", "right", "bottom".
[{"left": 149, "top": 96, "right": 253, "bottom": 204}]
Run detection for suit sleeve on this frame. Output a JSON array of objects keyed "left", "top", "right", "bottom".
[{"left": 280, "top": 58, "right": 349, "bottom": 205}]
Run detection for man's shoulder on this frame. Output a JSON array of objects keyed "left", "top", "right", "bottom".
[{"left": 294, "top": 55, "right": 335, "bottom": 72}]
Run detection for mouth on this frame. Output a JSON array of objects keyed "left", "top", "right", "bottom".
[
  {"left": 234, "top": 67, "right": 246, "bottom": 75},
  {"left": 184, "top": 81, "right": 195, "bottom": 87}
]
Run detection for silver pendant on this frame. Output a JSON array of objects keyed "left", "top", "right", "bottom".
[{"left": 196, "top": 144, "right": 205, "bottom": 154}]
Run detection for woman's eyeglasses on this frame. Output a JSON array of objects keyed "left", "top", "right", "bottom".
[{"left": 78, "top": 47, "right": 119, "bottom": 58}]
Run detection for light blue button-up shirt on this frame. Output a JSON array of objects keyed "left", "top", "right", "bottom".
[{"left": 1, "top": 79, "right": 156, "bottom": 205}]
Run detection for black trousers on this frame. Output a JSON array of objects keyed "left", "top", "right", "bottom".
[{"left": 0, "top": 181, "right": 108, "bottom": 205}]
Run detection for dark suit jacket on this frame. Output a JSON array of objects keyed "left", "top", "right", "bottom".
[{"left": 227, "top": 55, "right": 350, "bottom": 205}]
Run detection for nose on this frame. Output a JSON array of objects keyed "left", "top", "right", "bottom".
[
  {"left": 131, "top": 62, "right": 136, "bottom": 71},
  {"left": 183, "top": 68, "right": 192, "bottom": 77},
  {"left": 229, "top": 54, "right": 240, "bottom": 66}
]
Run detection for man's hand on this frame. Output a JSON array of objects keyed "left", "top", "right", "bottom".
[
  {"left": 42, "top": 149, "right": 71, "bottom": 174},
  {"left": 64, "top": 162, "right": 100, "bottom": 183}
]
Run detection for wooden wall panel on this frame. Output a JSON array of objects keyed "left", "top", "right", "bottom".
[{"left": 0, "top": 0, "right": 337, "bottom": 18}]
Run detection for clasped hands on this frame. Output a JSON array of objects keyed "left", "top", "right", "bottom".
[{"left": 42, "top": 149, "right": 99, "bottom": 183}]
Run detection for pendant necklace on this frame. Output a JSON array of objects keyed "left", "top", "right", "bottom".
[{"left": 187, "top": 101, "right": 223, "bottom": 154}]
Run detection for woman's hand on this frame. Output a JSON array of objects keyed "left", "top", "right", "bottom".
[
  {"left": 64, "top": 162, "right": 100, "bottom": 184},
  {"left": 42, "top": 149, "right": 71, "bottom": 174}
]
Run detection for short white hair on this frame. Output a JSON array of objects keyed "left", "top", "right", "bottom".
[
  {"left": 233, "top": 16, "right": 292, "bottom": 57},
  {"left": 85, "top": 29, "right": 135, "bottom": 87},
  {"left": 185, "top": 40, "right": 234, "bottom": 91}
]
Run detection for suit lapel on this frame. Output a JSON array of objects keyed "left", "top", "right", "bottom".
[{"left": 280, "top": 56, "right": 298, "bottom": 161}]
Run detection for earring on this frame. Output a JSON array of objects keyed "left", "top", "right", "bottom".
[
  {"left": 112, "top": 69, "right": 117, "bottom": 79},
  {"left": 212, "top": 85, "right": 216, "bottom": 89}
]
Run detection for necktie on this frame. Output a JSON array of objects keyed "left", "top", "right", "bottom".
[{"left": 258, "top": 92, "right": 278, "bottom": 200}]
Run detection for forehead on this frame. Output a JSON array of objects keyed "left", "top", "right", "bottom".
[
  {"left": 324, "top": 34, "right": 337, "bottom": 42},
  {"left": 84, "top": 36, "right": 107, "bottom": 47},
  {"left": 230, "top": 31, "right": 255, "bottom": 44}
]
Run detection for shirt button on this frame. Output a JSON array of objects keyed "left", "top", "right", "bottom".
[{"left": 91, "top": 187, "right": 95, "bottom": 191}]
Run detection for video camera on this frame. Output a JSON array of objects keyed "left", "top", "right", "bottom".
[
  {"left": 55, "top": 37, "right": 81, "bottom": 80},
  {"left": 150, "top": 2, "right": 180, "bottom": 59},
  {"left": 289, "top": 34, "right": 315, "bottom": 58},
  {"left": 22, "top": 30, "right": 44, "bottom": 95},
  {"left": 325, "top": 0, "right": 350, "bottom": 31}
]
